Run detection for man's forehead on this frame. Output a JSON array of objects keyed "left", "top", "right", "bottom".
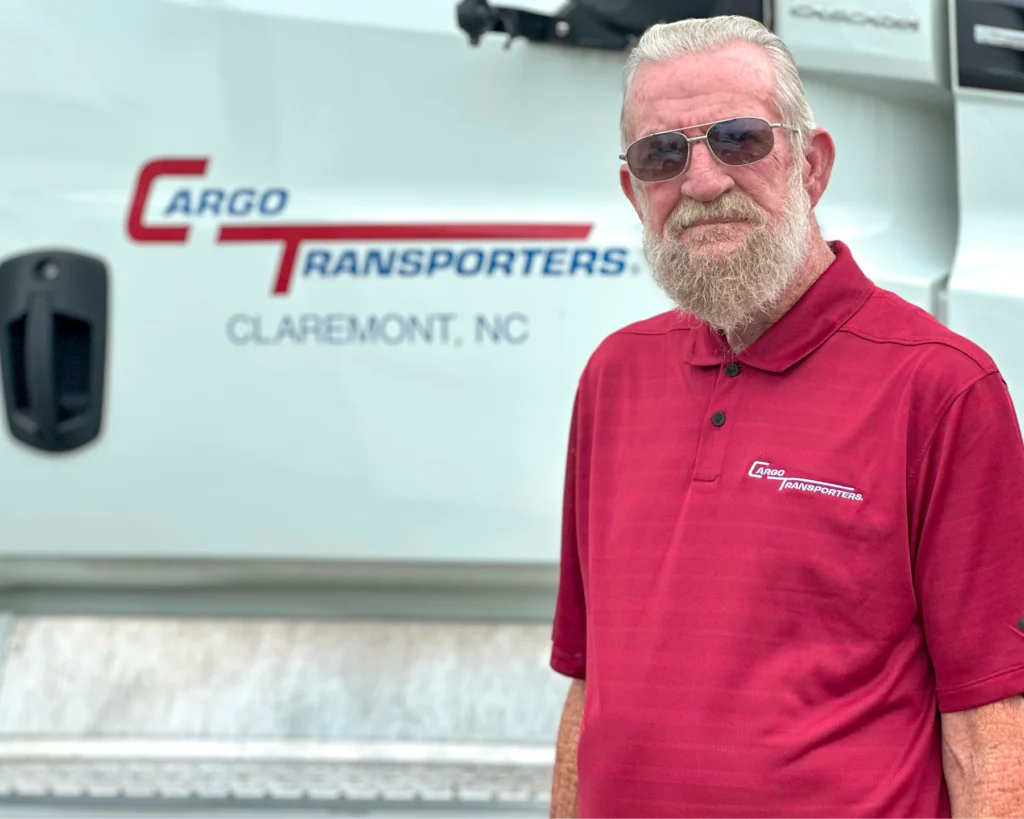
[{"left": 628, "top": 43, "right": 778, "bottom": 136}]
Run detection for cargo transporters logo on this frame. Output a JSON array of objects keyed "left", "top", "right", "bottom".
[
  {"left": 747, "top": 461, "right": 864, "bottom": 502},
  {"left": 126, "top": 158, "right": 633, "bottom": 292},
  {"left": 125, "top": 158, "right": 637, "bottom": 346}
]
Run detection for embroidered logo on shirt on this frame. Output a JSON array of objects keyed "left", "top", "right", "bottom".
[{"left": 747, "top": 460, "right": 864, "bottom": 502}]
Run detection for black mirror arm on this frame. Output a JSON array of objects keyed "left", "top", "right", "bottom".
[{"left": 456, "top": 0, "right": 634, "bottom": 50}]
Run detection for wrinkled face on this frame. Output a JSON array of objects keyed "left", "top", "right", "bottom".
[{"left": 621, "top": 42, "right": 814, "bottom": 333}]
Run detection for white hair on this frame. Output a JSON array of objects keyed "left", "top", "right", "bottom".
[{"left": 620, "top": 16, "right": 815, "bottom": 153}]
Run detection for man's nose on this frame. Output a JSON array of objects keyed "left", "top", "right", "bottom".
[{"left": 677, "top": 140, "right": 735, "bottom": 202}]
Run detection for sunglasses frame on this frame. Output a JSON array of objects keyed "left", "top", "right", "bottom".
[{"left": 619, "top": 117, "right": 799, "bottom": 182}]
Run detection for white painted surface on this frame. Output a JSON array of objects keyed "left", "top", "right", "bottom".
[
  {"left": 946, "top": 85, "right": 1024, "bottom": 403},
  {"left": 777, "top": 0, "right": 950, "bottom": 85}
]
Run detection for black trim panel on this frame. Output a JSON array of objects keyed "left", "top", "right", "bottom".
[
  {"left": 957, "top": 0, "right": 1024, "bottom": 92},
  {"left": 456, "top": 0, "right": 771, "bottom": 52}
]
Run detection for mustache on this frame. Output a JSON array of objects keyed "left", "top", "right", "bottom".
[{"left": 664, "top": 193, "right": 767, "bottom": 232}]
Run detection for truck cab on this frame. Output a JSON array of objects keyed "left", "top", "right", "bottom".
[{"left": 0, "top": 0, "right": 1020, "bottom": 813}]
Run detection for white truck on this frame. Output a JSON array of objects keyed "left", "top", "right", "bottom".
[{"left": 0, "top": 0, "right": 1019, "bottom": 814}]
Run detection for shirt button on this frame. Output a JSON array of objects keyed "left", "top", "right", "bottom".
[
  {"left": 726, "top": 362, "right": 741, "bottom": 377},
  {"left": 711, "top": 411, "right": 726, "bottom": 427}
]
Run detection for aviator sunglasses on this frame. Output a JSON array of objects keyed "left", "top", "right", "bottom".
[{"left": 620, "top": 116, "right": 798, "bottom": 183}]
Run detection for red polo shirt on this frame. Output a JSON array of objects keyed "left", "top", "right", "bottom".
[{"left": 551, "top": 241, "right": 1024, "bottom": 818}]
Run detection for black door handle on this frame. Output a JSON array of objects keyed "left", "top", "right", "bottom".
[{"left": 0, "top": 250, "right": 109, "bottom": 453}]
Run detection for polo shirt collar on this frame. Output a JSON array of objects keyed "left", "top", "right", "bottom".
[{"left": 681, "top": 240, "right": 873, "bottom": 373}]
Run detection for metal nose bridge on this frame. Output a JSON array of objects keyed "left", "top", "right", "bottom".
[{"left": 681, "top": 131, "right": 715, "bottom": 173}]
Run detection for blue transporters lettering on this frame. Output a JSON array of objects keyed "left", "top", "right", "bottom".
[{"left": 301, "top": 246, "right": 630, "bottom": 278}]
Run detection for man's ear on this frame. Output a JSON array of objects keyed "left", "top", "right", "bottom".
[
  {"left": 802, "top": 127, "right": 835, "bottom": 209},
  {"left": 620, "top": 165, "right": 645, "bottom": 221}
]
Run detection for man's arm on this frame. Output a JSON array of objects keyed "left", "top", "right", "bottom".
[
  {"left": 550, "top": 679, "right": 586, "bottom": 819},
  {"left": 941, "top": 694, "right": 1024, "bottom": 817}
]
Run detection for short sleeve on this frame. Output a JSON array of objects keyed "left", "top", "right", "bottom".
[
  {"left": 911, "top": 371, "right": 1024, "bottom": 713},
  {"left": 550, "top": 386, "right": 588, "bottom": 679}
]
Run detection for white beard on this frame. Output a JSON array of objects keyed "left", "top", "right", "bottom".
[{"left": 641, "top": 160, "right": 812, "bottom": 334}]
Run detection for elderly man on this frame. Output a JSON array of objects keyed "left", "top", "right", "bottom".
[{"left": 548, "top": 15, "right": 1024, "bottom": 819}]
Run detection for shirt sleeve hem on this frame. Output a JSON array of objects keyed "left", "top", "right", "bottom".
[
  {"left": 937, "top": 664, "right": 1024, "bottom": 713},
  {"left": 550, "top": 643, "right": 586, "bottom": 680}
]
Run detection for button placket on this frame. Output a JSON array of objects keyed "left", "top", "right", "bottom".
[{"left": 692, "top": 362, "right": 744, "bottom": 483}]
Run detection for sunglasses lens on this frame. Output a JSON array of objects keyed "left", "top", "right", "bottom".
[
  {"left": 626, "top": 132, "right": 689, "bottom": 182},
  {"left": 707, "top": 117, "right": 775, "bottom": 166}
]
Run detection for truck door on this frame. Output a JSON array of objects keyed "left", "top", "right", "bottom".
[{"left": 0, "top": 0, "right": 676, "bottom": 573}]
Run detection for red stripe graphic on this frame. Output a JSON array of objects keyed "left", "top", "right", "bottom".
[{"left": 217, "top": 222, "right": 594, "bottom": 295}]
